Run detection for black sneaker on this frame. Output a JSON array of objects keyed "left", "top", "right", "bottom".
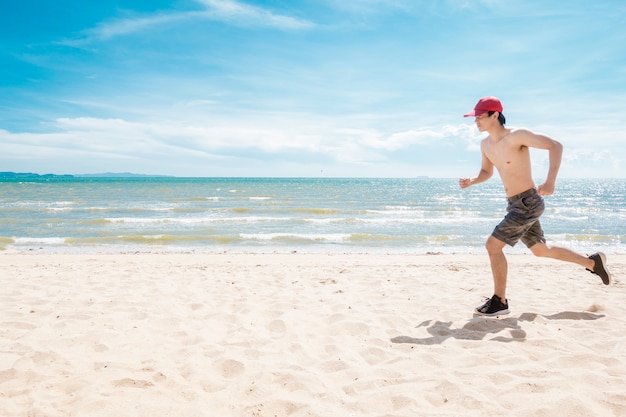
[
  {"left": 587, "top": 252, "right": 612, "bottom": 285},
  {"left": 475, "top": 294, "right": 510, "bottom": 317}
]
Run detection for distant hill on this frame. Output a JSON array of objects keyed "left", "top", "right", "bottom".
[
  {"left": 76, "top": 172, "right": 171, "bottom": 178},
  {"left": 0, "top": 172, "right": 170, "bottom": 179},
  {"left": 0, "top": 172, "right": 74, "bottom": 179}
]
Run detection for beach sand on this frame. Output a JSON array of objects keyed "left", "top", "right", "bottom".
[{"left": 0, "top": 252, "right": 624, "bottom": 417}]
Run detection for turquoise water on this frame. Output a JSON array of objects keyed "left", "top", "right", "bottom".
[{"left": 0, "top": 177, "right": 624, "bottom": 254}]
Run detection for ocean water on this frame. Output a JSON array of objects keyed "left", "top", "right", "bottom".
[{"left": 0, "top": 177, "right": 624, "bottom": 254}]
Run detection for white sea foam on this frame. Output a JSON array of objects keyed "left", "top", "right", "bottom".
[
  {"left": 13, "top": 237, "right": 67, "bottom": 245},
  {"left": 239, "top": 233, "right": 351, "bottom": 243}
]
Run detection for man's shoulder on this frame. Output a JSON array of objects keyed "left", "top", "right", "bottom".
[
  {"left": 507, "top": 127, "right": 534, "bottom": 137},
  {"left": 504, "top": 128, "right": 537, "bottom": 145}
]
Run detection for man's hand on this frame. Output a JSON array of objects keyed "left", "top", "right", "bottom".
[
  {"left": 459, "top": 178, "right": 472, "bottom": 189},
  {"left": 537, "top": 181, "right": 555, "bottom": 196}
]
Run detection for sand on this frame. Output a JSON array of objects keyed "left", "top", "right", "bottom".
[{"left": 0, "top": 252, "right": 624, "bottom": 417}]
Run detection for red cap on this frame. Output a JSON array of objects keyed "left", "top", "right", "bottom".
[{"left": 463, "top": 96, "right": 503, "bottom": 117}]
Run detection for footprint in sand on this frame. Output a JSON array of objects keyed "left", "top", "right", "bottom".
[
  {"left": 112, "top": 378, "right": 154, "bottom": 388},
  {"left": 214, "top": 358, "right": 246, "bottom": 378}
]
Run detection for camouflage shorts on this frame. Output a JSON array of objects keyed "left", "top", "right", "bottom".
[{"left": 492, "top": 188, "right": 546, "bottom": 248}]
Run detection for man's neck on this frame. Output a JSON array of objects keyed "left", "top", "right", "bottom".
[{"left": 487, "top": 125, "right": 509, "bottom": 141}]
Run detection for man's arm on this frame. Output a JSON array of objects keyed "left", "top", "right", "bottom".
[
  {"left": 516, "top": 129, "right": 563, "bottom": 195},
  {"left": 459, "top": 151, "right": 494, "bottom": 189}
]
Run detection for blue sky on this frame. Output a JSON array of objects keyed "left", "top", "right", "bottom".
[{"left": 1, "top": 0, "right": 625, "bottom": 178}]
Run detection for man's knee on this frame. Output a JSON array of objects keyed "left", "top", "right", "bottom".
[
  {"left": 485, "top": 236, "right": 506, "bottom": 254},
  {"left": 529, "top": 243, "right": 549, "bottom": 257}
]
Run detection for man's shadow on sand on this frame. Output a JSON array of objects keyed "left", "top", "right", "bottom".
[{"left": 391, "top": 311, "right": 605, "bottom": 345}]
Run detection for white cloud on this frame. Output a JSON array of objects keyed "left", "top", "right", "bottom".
[
  {"left": 196, "top": 0, "right": 315, "bottom": 29},
  {"left": 85, "top": 13, "right": 192, "bottom": 41},
  {"left": 0, "top": 116, "right": 486, "bottom": 168},
  {"left": 1, "top": 117, "right": 476, "bottom": 165},
  {"left": 62, "top": 0, "right": 314, "bottom": 45},
  {"left": 336, "top": 124, "right": 480, "bottom": 151},
  {"left": 59, "top": 12, "right": 195, "bottom": 45},
  {"left": 2, "top": 112, "right": 623, "bottom": 177}
]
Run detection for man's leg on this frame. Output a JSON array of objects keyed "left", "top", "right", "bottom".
[
  {"left": 529, "top": 243, "right": 594, "bottom": 270},
  {"left": 485, "top": 235, "right": 508, "bottom": 302}
]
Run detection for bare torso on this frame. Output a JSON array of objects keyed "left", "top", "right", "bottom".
[{"left": 482, "top": 128, "right": 536, "bottom": 197}]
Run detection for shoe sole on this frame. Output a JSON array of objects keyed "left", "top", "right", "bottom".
[
  {"left": 597, "top": 252, "right": 612, "bottom": 285},
  {"left": 474, "top": 308, "right": 510, "bottom": 318}
]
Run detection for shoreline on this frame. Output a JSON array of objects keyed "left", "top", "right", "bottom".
[
  {"left": 4, "top": 245, "right": 626, "bottom": 256},
  {"left": 1, "top": 252, "right": 624, "bottom": 416}
]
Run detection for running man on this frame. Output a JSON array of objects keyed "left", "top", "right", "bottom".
[{"left": 459, "top": 96, "right": 611, "bottom": 317}]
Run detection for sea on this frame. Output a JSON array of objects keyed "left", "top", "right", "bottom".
[{"left": 1, "top": 177, "right": 624, "bottom": 255}]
